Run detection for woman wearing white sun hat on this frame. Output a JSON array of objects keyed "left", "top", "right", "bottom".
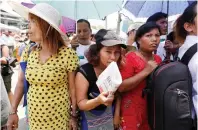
[{"left": 7, "top": 1, "right": 79, "bottom": 130}]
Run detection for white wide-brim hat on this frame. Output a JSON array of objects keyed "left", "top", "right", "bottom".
[{"left": 8, "top": 1, "right": 69, "bottom": 43}]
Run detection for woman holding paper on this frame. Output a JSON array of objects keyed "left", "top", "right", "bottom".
[
  {"left": 118, "top": 22, "right": 162, "bottom": 130},
  {"left": 75, "top": 29, "right": 126, "bottom": 130}
]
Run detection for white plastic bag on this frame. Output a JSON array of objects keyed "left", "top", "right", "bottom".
[{"left": 96, "top": 62, "right": 122, "bottom": 95}]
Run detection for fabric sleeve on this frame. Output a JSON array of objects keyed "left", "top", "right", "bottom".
[
  {"left": 65, "top": 48, "right": 79, "bottom": 72},
  {"left": 120, "top": 53, "right": 135, "bottom": 80}
]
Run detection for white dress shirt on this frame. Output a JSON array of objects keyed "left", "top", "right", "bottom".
[{"left": 178, "top": 35, "right": 198, "bottom": 118}]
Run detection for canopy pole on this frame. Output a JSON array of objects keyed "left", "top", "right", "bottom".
[
  {"left": 167, "top": 0, "right": 169, "bottom": 34},
  {"left": 75, "top": 0, "right": 77, "bottom": 34},
  {"left": 116, "top": 12, "right": 121, "bottom": 34},
  {"left": 104, "top": 16, "right": 107, "bottom": 29},
  {"left": 75, "top": 0, "right": 77, "bottom": 20}
]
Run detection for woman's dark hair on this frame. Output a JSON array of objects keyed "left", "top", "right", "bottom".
[
  {"left": 175, "top": 1, "right": 197, "bottom": 43},
  {"left": 146, "top": 12, "right": 168, "bottom": 23},
  {"left": 90, "top": 34, "right": 95, "bottom": 41},
  {"left": 85, "top": 44, "right": 104, "bottom": 66},
  {"left": 135, "top": 22, "right": 161, "bottom": 49},
  {"left": 167, "top": 31, "right": 174, "bottom": 42},
  {"left": 77, "top": 19, "right": 91, "bottom": 29}
]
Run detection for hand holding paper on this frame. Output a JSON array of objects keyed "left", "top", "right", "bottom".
[
  {"left": 96, "top": 92, "right": 114, "bottom": 106},
  {"left": 96, "top": 62, "right": 122, "bottom": 96}
]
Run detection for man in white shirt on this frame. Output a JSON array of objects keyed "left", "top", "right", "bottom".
[{"left": 70, "top": 19, "right": 95, "bottom": 66}]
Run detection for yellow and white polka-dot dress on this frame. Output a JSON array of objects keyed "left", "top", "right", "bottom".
[{"left": 21, "top": 45, "right": 79, "bottom": 130}]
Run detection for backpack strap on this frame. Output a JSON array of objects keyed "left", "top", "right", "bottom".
[
  {"left": 181, "top": 43, "right": 197, "bottom": 65},
  {"left": 78, "top": 63, "right": 97, "bottom": 86},
  {"left": 27, "top": 42, "right": 36, "bottom": 57},
  {"left": 22, "top": 42, "right": 36, "bottom": 107}
]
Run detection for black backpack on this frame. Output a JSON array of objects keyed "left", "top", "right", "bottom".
[{"left": 143, "top": 43, "right": 197, "bottom": 130}]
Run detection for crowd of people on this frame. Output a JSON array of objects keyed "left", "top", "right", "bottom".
[
  {"left": 0, "top": 1, "right": 197, "bottom": 130},
  {"left": 0, "top": 28, "right": 30, "bottom": 104}
]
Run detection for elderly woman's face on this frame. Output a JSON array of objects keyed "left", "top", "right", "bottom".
[
  {"left": 138, "top": 28, "right": 160, "bottom": 52},
  {"left": 28, "top": 15, "right": 42, "bottom": 43},
  {"left": 99, "top": 45, "right": 121, "bottom": 68}
]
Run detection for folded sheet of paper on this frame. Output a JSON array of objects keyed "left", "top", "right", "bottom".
[{"left": 96, "top": 62, "right": 122, "bottom": 96}]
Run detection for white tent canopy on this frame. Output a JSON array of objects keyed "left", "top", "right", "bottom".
[
  {"left": 0, "top": 1, "right": 21, "bottom": 17},
  {"left": 0, "top": 23, "right": 20, "bottom": 32},
  {"left": 0, "top": 23, "right": 9, "bottom": 29}
]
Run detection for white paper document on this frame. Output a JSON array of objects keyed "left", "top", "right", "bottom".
[{"left": 96, "top": 62, "right": 122, "bottom": 95}]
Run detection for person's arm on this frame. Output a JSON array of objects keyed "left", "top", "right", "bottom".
[
  {"left": 75, "top": 72, "right": 101, "bottom": 110},
  {"left": 68, "top": 71, "right": 77, "bottom": 116},
  {"left": 113, "top": 93, "right": 121, "bottom": 129},
  {"left": 75, "top": 72, "right": 114, "bottom": 111},
  {"left": 11, "top": 67, "right": 24, "bottom": 113},
  {"left": 126, "top": 31, "right": 135, "bottom": 46},
  {"left": 68, "top": 71, "right": 78, "bottom": 130},
  {"left": 64, "top": 48, "right": 79, "bottom": 120},
  {"left": 119, "top": 69, "right": 150, "bottom": 92},
  {"left": 0, "top": 45, "right": 9, "bottom": 64},
  {"left": 70, "top": 35, "right": 79, "bottom": 50},
  {"left": 7, "top": 67, "right": 24, "bottom": 130},
  {"left": 119, "top": 60, "right": 158, "bottom": 93}
]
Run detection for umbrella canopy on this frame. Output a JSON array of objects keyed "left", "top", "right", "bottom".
[
  {"left": 121, "top": 0, "right": 195, "bottom": 22},
  {"left": 32, "top": 0, "right": 123, "bottom": 20}
]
